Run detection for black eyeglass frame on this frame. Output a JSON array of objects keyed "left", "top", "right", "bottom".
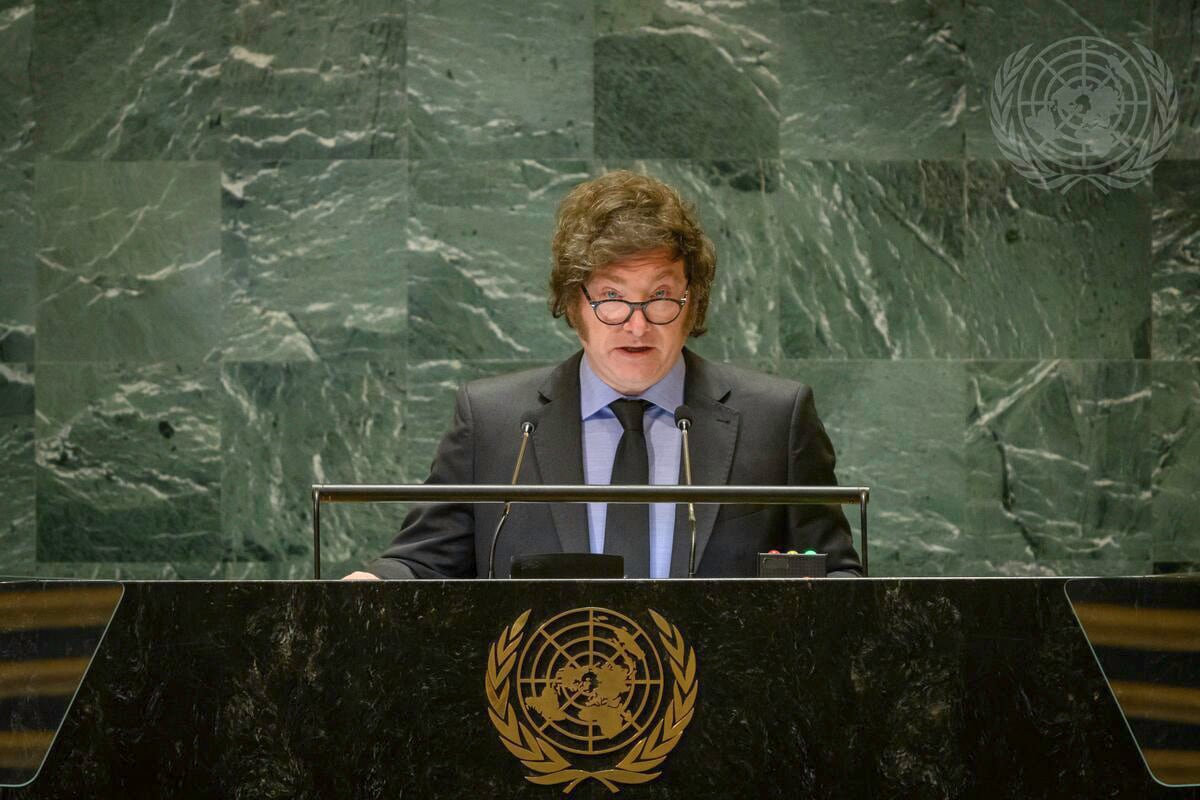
[{"left": 580, "top": 284, "right": 690, "bottom": 326}]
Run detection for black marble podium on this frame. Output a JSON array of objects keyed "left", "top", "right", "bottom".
[{"left": 2, "top": 578, "right": 1195, "bottom": 799}]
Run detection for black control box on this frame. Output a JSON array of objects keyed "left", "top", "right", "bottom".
[{"left": 757, "top": 551, "right": 826, "bottom": 578}]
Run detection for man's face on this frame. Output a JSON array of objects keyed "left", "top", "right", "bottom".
[{"left": 575, "top": 249, "right": 690, "bottom": 396}]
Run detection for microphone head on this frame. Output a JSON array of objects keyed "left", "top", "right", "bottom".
[{"left": 673, "top": 404, "right": 695, "bottom": 431}]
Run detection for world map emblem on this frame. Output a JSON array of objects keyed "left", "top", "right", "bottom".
[
  {"left": 485, "top": 607, "right": 698, "bottom": 793},
  {"left": 989, "top": 36, "right": 1178, "bottom": 193}
]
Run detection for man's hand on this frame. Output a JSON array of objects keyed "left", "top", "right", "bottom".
[{"left": 342, "top": 571, "right": 381, "bottom": 581}]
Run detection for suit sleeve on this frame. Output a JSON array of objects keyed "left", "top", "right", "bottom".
[
  {"left": 365, "top": 384, "right": 478, "bottom": 579},
  {"left": 785, "top": 385, "right": 863, "bottom": 576}
]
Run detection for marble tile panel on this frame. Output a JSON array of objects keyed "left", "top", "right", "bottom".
[
  {"left": 1154, "top": 0, "right": 1200, "bottom": 158},
  {"left": 407, "top": 0, "right": 591, "bottom": 159},
  {"left": 222, "top": 560, "right": 322, "bottom": 580},
  {"left": 596, "top": 160, "right": 782, "bottom": 362},
  {"left": 224, "top": 0, "right": 405, "bottom": 159},
  {"left": 0, "top": 363, "right": 34, "bottom": 574},
  {"left": 220, "top": 360, "right": 406, "bottom": 578},
  {"left": 407, "top": 160, "right": 588, "bottom": 361},
  {"left": 0, "top": 1, "right": 33, "bottom": 159},
  {"left": 35, "top": 361, "right": 224, "bottom": 562},
  {"left": 0, "top": 160, "right": 33, "bottom": 362},
  {"left": 779, "top": 160, "right": 969, "bottom": 359},
  {"left": 963, "top": 0, "right": 1151, "bottom": 159},
  {"left": 221, "top": 160, "right": 407, "bottom": 362},
  {"left": 403, "top": 358, "right": 554, "bottom": 482},
  {"left": 32, "top": 0, "right": 223, "bottom": 159},
  {"left": 35, "top": 161, "right": 221, "bottom": 363},
  {"left": 1150, "top": 361, "right": 1200, "bottom": 566},
  {"left": 964, "top": 161, "right": 1151, "bottom": 359},
  {"left": 779, "top": 0, "right": 966, "bottom": 160},
  {"left": 10, "top": 561, "right": 226, "bottom": 580},
  {"left": 0, "top": 2, "right": 34, "bottom": 363},
  {"left": 594, "top": 0, "right": 779, "bottom": 159},
  {"left": 1151, "top": 159, "right": 1200, "bottom": 359},
  {"left": 779, "top": 359, "right": 967, "bottom": 577},
  {"left": 965, "top": 360, "right": 1152, "bottom": 576}
]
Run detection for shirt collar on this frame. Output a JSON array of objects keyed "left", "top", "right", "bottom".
[{"left": 579, "top": 351, "right": 686, "bottom": 420}]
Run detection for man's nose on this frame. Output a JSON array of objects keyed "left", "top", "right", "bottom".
[{"left": 622, "top": 306, "right": 649, "bottom": 335}]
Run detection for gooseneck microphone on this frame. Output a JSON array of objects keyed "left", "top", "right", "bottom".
[
  {"left": 673, "top": 405, "right": 699, "bottom": 578},
  {"left": 487, "top": 414, "right": 536, "bottom": 578}
]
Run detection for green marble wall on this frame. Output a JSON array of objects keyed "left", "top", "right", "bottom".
[{"left": 0, "top": 0, "right": 1196, "bottom": 580}]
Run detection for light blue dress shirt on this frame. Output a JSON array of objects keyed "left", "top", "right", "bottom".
[{"left": 579, "top": 354, "right": 685, "bottom": 579}]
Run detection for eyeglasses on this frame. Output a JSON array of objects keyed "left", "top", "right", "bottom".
[{"left": 581, "top": 285, "right": 689, "bottom": 326}]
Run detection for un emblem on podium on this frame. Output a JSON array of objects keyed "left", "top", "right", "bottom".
[{"left": 485, "top": 607, "right": 698, "bottom": 793}]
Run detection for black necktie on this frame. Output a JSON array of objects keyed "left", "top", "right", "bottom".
[{"left": 604, "top": 399, "right": 651, "bottom": 578}]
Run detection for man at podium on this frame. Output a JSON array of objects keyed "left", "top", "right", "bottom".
[{"left": 346, "top": 171, "right": 861, "bottom": 580}]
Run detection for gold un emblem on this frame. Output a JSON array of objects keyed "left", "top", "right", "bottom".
[{"left": 485, "top": 607, "right": 698, "bottom": 793}]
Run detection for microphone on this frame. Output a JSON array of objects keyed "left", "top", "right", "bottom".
[
  {"left": 673, "top": 405, "right": 699, "bottom": 578},
  {"left": 487, "top": 414, "right": 536, "bottom": 578}
]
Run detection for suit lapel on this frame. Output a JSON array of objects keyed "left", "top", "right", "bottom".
[
  {"left": 670, "top": 349, "right": 738, "bottom": 577},
  {"left": 529, "top": 351, "right": 590, "bottom": 556}
]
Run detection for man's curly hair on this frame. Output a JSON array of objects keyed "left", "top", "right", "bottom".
[{"left": 549, "top": 170, "right": 716, "bottom": 336}]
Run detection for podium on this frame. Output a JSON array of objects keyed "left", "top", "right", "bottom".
[{"left": 1, "top": 578, "right": 1195, "bottom": 798}]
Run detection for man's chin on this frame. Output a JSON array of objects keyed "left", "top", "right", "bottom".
[{"left": 608, "top": 366, "right": 662, "bottom": 396}]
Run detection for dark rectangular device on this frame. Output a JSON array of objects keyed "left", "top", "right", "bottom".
[
  {"left": 509, "top": 553, "right": 624, "bottom": 579},
  {"left": 757, "top": 551, "right": 826, "bottom": 578}
]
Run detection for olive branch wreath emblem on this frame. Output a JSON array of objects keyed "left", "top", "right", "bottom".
[
  {"left": 989, "top": 40, "right": 1178, "bottom": 193},
  {"left": 485, "top": 609, "right": 698, "bottom": 794}
]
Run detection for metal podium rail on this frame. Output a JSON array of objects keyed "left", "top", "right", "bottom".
[{"left": 310, "top": 484, "right": 870, "bottom": 579}]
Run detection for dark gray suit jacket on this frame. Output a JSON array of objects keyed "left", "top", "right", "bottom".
[{"left": 367, "top": 349, "right": 862, "bottom": 579}]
